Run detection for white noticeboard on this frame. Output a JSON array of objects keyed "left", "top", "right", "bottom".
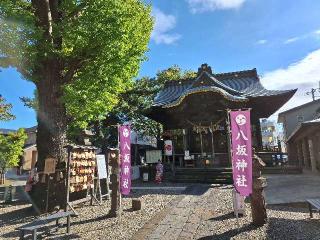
[
  {"left": 146, "top": 150, "right": 162, "bottom": 163},
  {"left": 96, "top": 155, "right": 108, "bottom": 179}
]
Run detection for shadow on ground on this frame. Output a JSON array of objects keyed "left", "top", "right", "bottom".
[
  {"left": 197, "top": 217, "right": 320, "bottom": 240},
  {"left": 0, "top": 205, "right": 35, "bottom": 226}
]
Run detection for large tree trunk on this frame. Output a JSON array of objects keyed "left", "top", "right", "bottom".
[
  {"left": 29, "top": 0, "right": 68, "bottom": 212},
  {"left": 31, "top": 60, "right": 68, "bottom": 212}
]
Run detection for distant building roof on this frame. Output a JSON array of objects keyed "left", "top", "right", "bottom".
[
  {"left": 278, "top": 99, "right": 320, "bottom": 123},
  {"left": 0, "top": 128, "right": 16, "bottom": 135},
  {"left": 25, "top": 126, "right": 37, "bottom": 133},
  {"left": 287, "top": 118, "right": 320, "bottom": 142}
]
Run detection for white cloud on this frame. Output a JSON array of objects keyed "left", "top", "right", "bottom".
[
  {"left": 187, "top": 0, "right": 246, "bottom": 13},
  {"left": 261, "top": 49, "right": 320, "bottom": 119},
  {"left": 284, "top": 37, "right": 300, "bottom": 44},
  {"left": 256, "top": 39, "right": 267, "bottom": 45},
  {"left": 151, "top": 8, "right": 181, "bottom": 45}
]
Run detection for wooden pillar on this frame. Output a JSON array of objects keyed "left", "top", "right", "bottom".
[
  {"left": 296, "top": 142, "right": 303, "bottom": 167},
  {"left": 181, "top": 129, "right": 187, "bottom": 167},
  {"left": 302, "top": 138, "right": 309, "bottom": 169},
  {"left": 308, "top": 138, "right": 317, "bottom": 173},
  {"left": 210, "top": 124, "right": 215, "bottom": 167},
  {"left": 287, "top": 142, "right": 298, "bottom": 166},
  {"left": 315, "top": 135, "right": 320, "bottom": 171},
  {"left": 255, "top": 118, "right": 263, "bottom": 150}
]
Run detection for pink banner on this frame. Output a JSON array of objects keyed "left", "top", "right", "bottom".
[
  {"left": 230, "top": 110, "right": 252, "bottom": 196},
  {"left": 119, "top": 125, "right": 131, "bottom": 195}
]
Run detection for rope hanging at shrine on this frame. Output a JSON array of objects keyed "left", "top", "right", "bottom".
[{"left": 187, "top": 117, "right": 225, "bottom": 134}]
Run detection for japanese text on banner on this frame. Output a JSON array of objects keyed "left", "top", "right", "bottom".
[
  {"left": 119, "top": 125, "right": 131, "bottom": 195},
  {"left": 230, "top": 111, "right": 252, "bottom": 196}
]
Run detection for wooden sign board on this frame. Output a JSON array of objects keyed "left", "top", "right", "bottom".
[{"left": 44, "top": 158, "right": 56, "bottom": 174}]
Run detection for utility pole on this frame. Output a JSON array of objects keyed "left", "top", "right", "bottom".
[{"left": 306, "top": 81, "right": 320, "bottom": 101}]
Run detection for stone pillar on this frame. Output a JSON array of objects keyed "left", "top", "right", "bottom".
[{"left": 309, "top": 138, "right": 318, "bottom": 173}]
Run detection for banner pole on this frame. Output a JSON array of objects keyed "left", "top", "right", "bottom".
[
  {"left": 117, "top": 124, "right": 122, "bottom": 222},
  {"left": 227, "top": 109, "right": 240, "bottom": 229}
]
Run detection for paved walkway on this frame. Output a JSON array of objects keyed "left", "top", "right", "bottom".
[
  {"left": 265, "top": 173, "right": 320, "bottom": 204},
  {"left": 133, "top": 185, "right": 218, "bottom": 240}
]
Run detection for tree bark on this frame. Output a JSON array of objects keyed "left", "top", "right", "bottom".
[
  {"left": 31, "top": 60, "right": 68, "bottom": 212},
  {"left": 29, "top": 0, "right": 68, "bottom": 212}
]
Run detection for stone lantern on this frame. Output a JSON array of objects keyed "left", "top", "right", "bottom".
[{"left": 251, "top": 153, "right": 268, "bottom": 226}]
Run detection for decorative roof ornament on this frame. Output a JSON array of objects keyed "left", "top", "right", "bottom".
[{"left": 197, "top": 63, "right": 213, "bottom": 76}]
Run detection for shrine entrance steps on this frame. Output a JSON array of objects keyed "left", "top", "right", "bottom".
[{"left": 173, "top": 168, "right": 233, "bottom": 184}]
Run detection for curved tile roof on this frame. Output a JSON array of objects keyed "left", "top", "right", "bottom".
[{"left": 153, "top": 67, "right": 295, "bottom": 107}]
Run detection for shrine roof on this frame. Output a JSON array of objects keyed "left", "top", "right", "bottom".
[{"left": 153, "top": 65, "right": 296, "bottom": 108}]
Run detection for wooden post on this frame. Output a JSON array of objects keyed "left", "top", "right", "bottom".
[
  {"left": 226, "top": 110, "right": 232, "bottom": 166},
  {"left": 104, "top": 150, "right": 111, "bottom": 200},
  {"left": 65, "top": 147, "right": 72, "bottom": 212},
  {"left": 172, "top": 138, "right": 176, "bottom": 177},
  {"left": 210, "top": 122, "right": 215, "bottom": 167},
  {"left": 109, "top": 149, "right": 120, "bottom": 217}
]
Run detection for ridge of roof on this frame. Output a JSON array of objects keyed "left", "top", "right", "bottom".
[
  {"left": 287, "top": 118, "right": 320, "bottom": 142},
  {"left": 214, "top": 68, "right": 257, "bottom": 78},
  {"left": 163, "top": 68, "right": 257, "bottom": 87}
]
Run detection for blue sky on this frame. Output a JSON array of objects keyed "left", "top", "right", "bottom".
[{"left": 1, "top": 0, "right": 320, "bottom": 129}]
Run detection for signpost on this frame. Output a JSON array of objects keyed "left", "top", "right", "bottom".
[{"left": 44, "top": 157, "right": 57, "bottom": 213}]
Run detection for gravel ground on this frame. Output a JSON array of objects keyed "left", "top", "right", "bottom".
[
  {"left": 0, "top": 189, "right": 182, "bottom": 240},
  {"left": 1, "top": 185, "right": 320, "bottom": 240},
  {"left": 181, "top": 185, "right": 320, "bottom": 240}
]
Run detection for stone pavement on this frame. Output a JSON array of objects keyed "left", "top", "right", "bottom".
[
  {"left": 265, "top": 173, "right": 320, "bottom": 204},
  {"left": 133, "top": 185, "right": 217, "bottom": 240}
]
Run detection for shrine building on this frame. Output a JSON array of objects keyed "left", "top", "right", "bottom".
[{"left": 146, "top": 64, "right": 296, "bottom": 176}]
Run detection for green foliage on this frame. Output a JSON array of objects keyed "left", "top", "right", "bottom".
[
  {"left": 156, "top": 65, "right": 196, "bottom": 85},
  {"left": 20, "top": 89, "right": 38, "bottom": 111},
  {"left": 0, "top": 0, "right": 153, "bottom": 128},
  {"left": 0, "top": 95, "right": 15, "bottom": 121},
  {"left": 92, "top": 65, "right": 196, "bottom": 148},
  {"left": 0, "top": 128, "right": 27, "bottom": 170}
]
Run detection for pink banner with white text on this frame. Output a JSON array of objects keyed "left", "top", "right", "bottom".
[
  {"left": 230, "top": 110, "right": 252, "bottom": 196},
  {"left": 119, "top": 125, "right": 131, "bottom": 195}
]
